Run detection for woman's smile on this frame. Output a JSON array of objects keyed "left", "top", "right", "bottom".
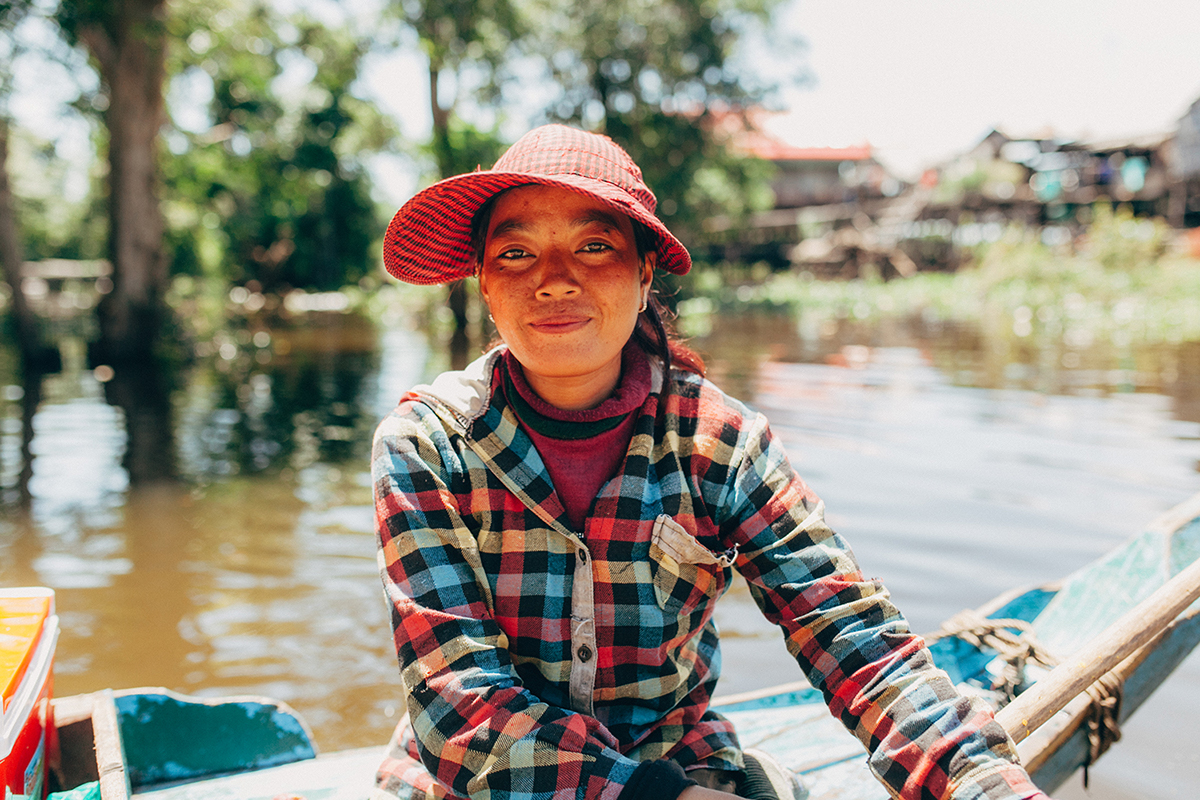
[{"left": 528, "top": 311, "right": 591, "bottom": 332}]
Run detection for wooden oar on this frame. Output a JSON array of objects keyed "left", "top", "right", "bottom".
[{"left": 995, "top": 554, "right": 1200, "bottom": 744}]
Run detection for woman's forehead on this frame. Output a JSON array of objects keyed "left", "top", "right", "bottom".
[{"left": 487, "top": 185, "right": 635, "bottom": 237}]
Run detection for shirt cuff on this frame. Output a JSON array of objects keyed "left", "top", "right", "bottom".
[{"left": 616, "top": 760, "right": 699, "bottom": 800}]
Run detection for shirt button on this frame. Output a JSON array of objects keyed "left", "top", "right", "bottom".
[
  {"left": 577, "top": 549, "right": 588, "bottom": 564},
  {"left": 577, "top": 645, "right": 593, "bottom": 663}
]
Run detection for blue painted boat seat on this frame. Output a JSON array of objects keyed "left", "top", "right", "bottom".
[{"left": 112, "top": 689, "right": 318, "bottom": 790}]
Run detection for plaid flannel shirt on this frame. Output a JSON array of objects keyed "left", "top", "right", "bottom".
[{"left": 373, "top": 348, "right": 1047, "bottom": 800}]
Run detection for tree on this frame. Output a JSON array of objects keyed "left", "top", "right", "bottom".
[
  {"left": 0, "top": 118, "right": 40, "bottom": 366},
  {"left": 55, "top": 0, "right": 171, "bottom": 364},
  {"left": 389, "top": 0, "right": 521, "bottom": 363},
  {"left": 394, "top": 0, "right": 520, "bottom": 178},
  {"left": 163, "top": 2, "right": 391, "bottom": 291},
  {"left": 0, "top": 2, "right": 42, "bottom": 367},
  {"left": 532, "top": 0, "right": 793, "bottom": 245}
]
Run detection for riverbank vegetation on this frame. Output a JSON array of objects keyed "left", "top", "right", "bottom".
[{"left": 676, "top": 206, "right": 1200, "bottom": 353}]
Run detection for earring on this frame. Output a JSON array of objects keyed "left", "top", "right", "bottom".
[{"left": 639, "top": 294, "right": 648, "bottom": 313}]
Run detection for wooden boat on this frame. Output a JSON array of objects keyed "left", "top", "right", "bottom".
[{"left": 44, "top": 490, "right": 1200, "bottom": 800}]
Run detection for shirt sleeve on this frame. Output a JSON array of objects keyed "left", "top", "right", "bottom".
[
  {"left": 615, "top": 760, "right": 697, "bottom": 800},
  {"left": 373, "top": 406, "right": 641, "bottom": 800},
  {"left": 716, "top": 411, "right": 1050, "bottom": 800}
]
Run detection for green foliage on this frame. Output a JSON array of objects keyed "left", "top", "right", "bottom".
[
  {"left": 52, "top": 0, "right": 122, "bottom": 44},
  {"left": 162, "top": 1, "right": 392, "bottom": 290},
  {"left": 1076, "top": 203, "right": 1172, "bottom": 272},
  {"left": 399, "top": 0, "right": 522, "bottom": 85},
  {"left": 2, "top": 3, "right": 107, "bottom": 262},
  {"left": 419, "top": 117, "right": 508, "bottom": 180},
  {"left": 966, "top": 208, "right": 1199, "bottom": 346},
  {"left": 389, "top": 0, "right": 523, "bottom": 180},
  {"left": 0, "top": 1, "right": 31, "bottom": 54},
  {"left": 531, "top": 0, "right": 791, "bottom": 239}
]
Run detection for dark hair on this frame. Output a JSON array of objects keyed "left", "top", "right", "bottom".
[
  {"left": 627, "top": 220, "right": 706, "bottom": 378},
  {"left": 470, "top": 190, "right": 705, "bottom": 380}
]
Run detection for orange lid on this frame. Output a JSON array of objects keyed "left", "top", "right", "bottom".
[{"left": 0, "top": 592, "right": 52, "bottom": 711}]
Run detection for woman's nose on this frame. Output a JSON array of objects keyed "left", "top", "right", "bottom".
[{"left": 535, "top": 251, "right": 581, "bottom": 299}]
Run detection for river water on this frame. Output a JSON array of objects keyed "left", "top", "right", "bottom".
[{"left": 1, "top": 309, "right": 1197, "bottom": 799}]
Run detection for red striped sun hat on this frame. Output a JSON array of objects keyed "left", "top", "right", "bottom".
[{"left": 383, "top": 124, "right": 692, "bottom": 285}]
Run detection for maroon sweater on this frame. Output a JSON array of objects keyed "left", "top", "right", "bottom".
[{"left": 500, "top": 345, "right": 651, "bottom": 531}]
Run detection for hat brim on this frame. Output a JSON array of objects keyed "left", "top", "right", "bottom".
[{"left": 383, "top": 171, "right": 692, "bottom": 285}]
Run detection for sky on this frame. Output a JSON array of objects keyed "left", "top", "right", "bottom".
[
  {"left": 760, "top": 0, "right": 1200, "bottom": 178},
  {"left": 9, "top": 0, "right": 1200, "bottom": 206}
]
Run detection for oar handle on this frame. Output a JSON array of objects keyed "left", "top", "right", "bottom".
[{"left": 995, "top": 554, "right": 1200, "bottom": 744}]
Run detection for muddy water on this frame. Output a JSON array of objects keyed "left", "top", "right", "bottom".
[{"left": 1, "top": 312, "right": 1197, "bottom": 799}]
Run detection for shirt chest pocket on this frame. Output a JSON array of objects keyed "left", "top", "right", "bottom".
[{"left": 649, "top": 514, "right": 736, "bottom": 612}]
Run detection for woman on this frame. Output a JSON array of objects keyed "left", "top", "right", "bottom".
[{"left": 372, "top": 125, "right": 1049, "bottom": 800}]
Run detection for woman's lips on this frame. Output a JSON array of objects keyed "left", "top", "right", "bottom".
[{"left": 529, "top": 315, "right": 590, "bottom": 333}]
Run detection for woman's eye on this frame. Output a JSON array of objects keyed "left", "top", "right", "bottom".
[
  {"left": 498, "top": 247, "right": 528, "bottom": 259},
  {"left": 581, "top": 242, "right": 611, "bottom": 253}
]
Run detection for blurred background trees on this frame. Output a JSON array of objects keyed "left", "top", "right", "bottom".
[
  {"left": 53, "top": 0, "right": 172, "bottom": 364},
  {"left": 162, "top": 1, "right": 391, "bottom": 293},
  {"left": 0, "top": 0, "right": 790, "bottom": 369},
  {"left": 1, "top": 0, "right": 60, "bottom": 369},
  {"left": 535, "top": 0, "right": 783, "bottom": 240}
]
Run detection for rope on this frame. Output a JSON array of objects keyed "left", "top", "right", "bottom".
[
  {"left": 931, "top": 608, "right": 1127, "bottom": 788},
  {"left": 927, "top": 610, "right": 1059, "bottom": 704},
  {"left": 1082, "top": 672, "right": 1124, "bottom": 789}
]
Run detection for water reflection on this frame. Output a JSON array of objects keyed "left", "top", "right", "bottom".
[
  {"left": 103, "top": 360, "right": 179, "bottom": 483},
  {"left": 1, "top": 312, "right": 432, "bottom": 752},
  {"left": 24, "top": 373, "right": 127, "bottom": 532},
  {"left": 176, "top": 313, "right": 382, "bottom": 482},
  {"left": 690, "top": 311, "right": 1200, "bottom": 431}
]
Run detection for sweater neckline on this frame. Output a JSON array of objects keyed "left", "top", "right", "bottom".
[{"left": 502, "top": 344, "right": 651, "bottom": 440}]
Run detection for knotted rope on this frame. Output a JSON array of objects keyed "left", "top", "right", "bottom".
[
  {"left": 1082, "top": 671, "right": 1124, "bottom": 788},
  {"left": 931, "top": 608, "right": 1128, "bottom": 786},
  {"left": 927, "top": 610, "right": 1059, "bottom": 704}
]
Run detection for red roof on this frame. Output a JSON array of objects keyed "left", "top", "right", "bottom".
[
  {"left": 740, "top": 133, "right": 872, "bottom": 162},
  {"left": 732, "top": 126, "right": 872, "bottom": 163},
  {"left": 708, "top": 109, "right": 874, "bottom": 163}
]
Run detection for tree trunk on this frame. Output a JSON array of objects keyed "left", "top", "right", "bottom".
[
  {"left": 429, "top": 63, "right": 453, "bottom": 179},
  {"left": 428, "top": 58, "right": 472, "bottom": 353},
  {"left": 78, "top": 0, "right": 169, "bottom": 365},
  {"left": 0, "top": 118, "right": 42, "bottom": 363}
]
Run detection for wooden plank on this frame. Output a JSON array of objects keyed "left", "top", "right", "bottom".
[
  {"left": 92, "top": 690, "right": 131, "bottom": 800},
  {"left": 51, "top": 693, "right": 100, "bottom": 793},
  {"left": 129, "top": 747, "right": 383, "bottom": 800},
  {"left": 52, "top": 692, "right": 100, "bottom": 728}
]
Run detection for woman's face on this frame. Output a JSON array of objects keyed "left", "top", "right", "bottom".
[{"left": 478, "top": 184, "right": 654, "bottom": 410}]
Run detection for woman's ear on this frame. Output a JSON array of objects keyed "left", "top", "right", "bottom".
[
  {"left": 478, "top": 266, "right": 491, "bottom": 305},
  {"left": 641, "top": 251, "right": 656, "bottom": 288}
]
